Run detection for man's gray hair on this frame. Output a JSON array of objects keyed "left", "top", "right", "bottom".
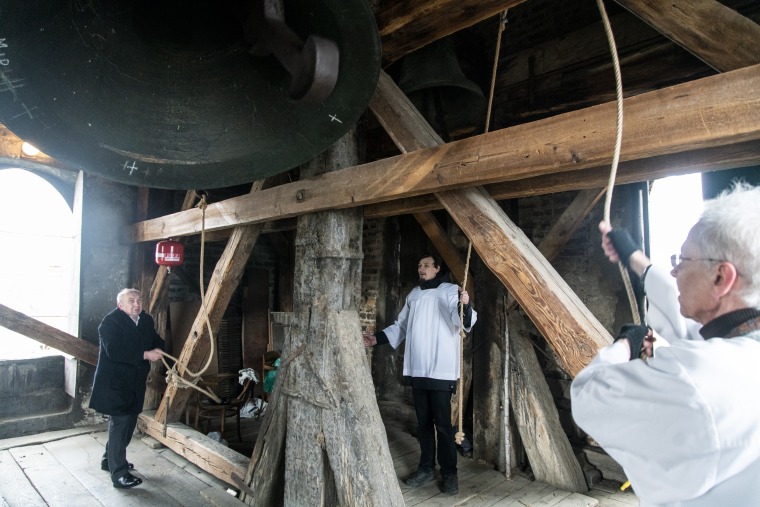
[
  {"left": 691, "top": 182, "right": 760, "bottom": 308},
  {"left": 116, "top": 288, "right": 141, "bottom": 305}
]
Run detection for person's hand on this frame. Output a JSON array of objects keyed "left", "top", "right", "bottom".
[
  {"left": 599, "top": 221, "right": 652, "bottom": 277},
  {"left": 615, "top": 324, "right": 655, "bottom": 360},
  {"left": 143, "top": 348, "right": 163, "bottom": 362},
  {"left": 363, "top": 334, "right": 377, "bottom": 348},
  {"left": 459, "top": 287, "right": 470, "bottom": 306},
  {"left": 599, "top": 221, "right": 621, "bottom": 263}
]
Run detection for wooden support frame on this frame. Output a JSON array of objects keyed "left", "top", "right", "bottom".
[
  {"left": 369, "top": 69, "right": 593, "bottom": 490},
  {"left": 129, "top": 64, "right": 760, "bottom": 243},
  {"left": 137, "top": 411, "right": 249, "bottom": 487}
]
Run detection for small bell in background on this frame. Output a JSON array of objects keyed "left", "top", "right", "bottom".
[{"left": 397, "top": 37, "right": 487, "bottom": 141}]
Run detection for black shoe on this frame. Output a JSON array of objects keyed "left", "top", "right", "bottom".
[
  {"left": 113, "top": 473, "right": 142, "bottom": 489},
  {"left": 442, "top": 475, "right": 459, "bottom": 495},
  {"left": 405, "top": 469, "right": 435, "bottom": 487},
  {"left": 101, "top": 457, "right": 135, "bottom": 472}
]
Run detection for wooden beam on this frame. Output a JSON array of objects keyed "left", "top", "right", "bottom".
[
  {"left": 535, "top": 189, "right": 606, "bottom": 263},
  {"left": 506, "top": 189, "right": 606, "bottom": 313},
  {"left": 368, "top": 71, "right": 444, "bottom": 152},
  {"left": 377, "top": 0, "right": 527, "bottom": 66},
  {"left": 0, "top": 303, "right": 99, "bottom": 366},
  {"left": 122, "top": 141, "right": 760, "bottom": 241},
  {"left": 508, "top": 310, "right": 588, "bottom": 492},
  {"left": 131, "top": 187, "right": 151, "bottom": 291},
  {"left": 439, "top": 187, "right": 612, "bottom": 377},
  {"left": 128, "top": 65, "right": 760, "bottom": 243},
  {"left": 137, "top": 411, "right": 248, "bottom": 487},
  {"left": 614, "top": 0, "right": 760, "bottom": 72},
  {"left": 363, "top": 139, "right": 760, "bottom": 218}
]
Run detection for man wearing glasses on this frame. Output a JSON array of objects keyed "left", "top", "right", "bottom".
[{"left": 572, "top": 183, "right": 760, "bottom": 506}]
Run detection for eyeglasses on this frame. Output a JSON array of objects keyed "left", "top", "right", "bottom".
[{"left": 670, "top": 254, "right": 724, "bottom": 270}]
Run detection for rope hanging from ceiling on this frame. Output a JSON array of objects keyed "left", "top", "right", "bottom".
[
  {"left": 595, "top": 0, "right": 641, "bottom": 327},
  {"left": 160, "top": 191, "right": 221, "bottom": 435},
  {"left": 454, "top": 8, "right": 508, "bottom": 445}
]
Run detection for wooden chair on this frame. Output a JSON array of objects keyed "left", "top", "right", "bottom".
[{"left": 193, "top": 372, "right": 254, "bottom": 441}]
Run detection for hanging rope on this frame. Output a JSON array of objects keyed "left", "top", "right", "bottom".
[
  {"left": 485, "top": 9, "right": 508, "bottom": 135},
  {"left": 453, "top": 8, "right": 509, "bottom": 446},
  {"left": 595, "top": 0, "right": 639, "bottom": 491},
  {"left": 595, "top": 0, "right": 641, "bottom": 326},
  {"left": 160, "top": 192, "right": 221, "bottom": 435},
  {"left": 455, "top": 243, "right": 473, "bottom": 445}
]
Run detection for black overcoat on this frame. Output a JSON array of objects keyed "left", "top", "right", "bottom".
[{"left": 89, "top": 308, "right": 164, "bottom": 416}]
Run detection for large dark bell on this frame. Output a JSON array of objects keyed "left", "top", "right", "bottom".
[{"left": 0, "top": 0, "right": 381, "bottom": 189}]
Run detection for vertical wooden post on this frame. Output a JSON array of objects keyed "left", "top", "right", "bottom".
[{"left": 243, "top": 130, "right": 404, "bottom": 505}]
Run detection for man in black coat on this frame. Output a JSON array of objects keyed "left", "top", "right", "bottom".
[{"left": 89, "top": 288, "right": 164, "bottom": 489}]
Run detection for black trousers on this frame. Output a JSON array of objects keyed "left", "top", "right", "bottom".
[
  {"left": 104, "top": 413, "right": 139, "bottom": 482},
  {"left": 412, "top": 388, "right": 457, "bottom": 477}
]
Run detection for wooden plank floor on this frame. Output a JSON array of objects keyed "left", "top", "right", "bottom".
[
  {"left": 382, "top": 421, "right": 638, "bottom": 507},
  {"left": 0, "top": 417, "right": 639, "bottom": 506}
]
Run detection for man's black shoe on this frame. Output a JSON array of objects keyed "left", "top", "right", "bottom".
[
  {"left": 113, "top": 473, "right": 142, "bottom": 489},
  {"left": 405, "top": 469, "right": 435, "bottom": 487},
  {"left": 101, "top": 457, "right": 134, "bottom": 471},
  {"left": 442, "top": 475, "right": 459, "bottom": 495}
]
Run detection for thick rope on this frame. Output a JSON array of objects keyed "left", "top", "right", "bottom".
[
  {"left": 453, "top": 9, "right": 508, "bottom": 446},
  {"left": 595, "top": 0, "right": 641, "bottom": 327},
  {"left": 455, "top": 243, "right": 473, "bottom": 445},
  {"left": 484, "top": 9, "right": 508, "bottom": 135},
  {"left": 160, "top": 192, "right": 222, "bottom": 431},
  {"left": 595, "top": 0, "right": 639, "bottom": 491}
]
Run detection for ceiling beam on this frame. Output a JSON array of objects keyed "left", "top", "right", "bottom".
[
  {"left": 377, "top": 0, "right": 528, "bottom": 66},
  {"left": 614, "top": 0, "right": 760, "bottom": 72},
  {"left": 364, "top": 138, "right": 760, "bottom": 218},
  {"left": 128, "top": 64, "right": 760, "bottom": 243}
]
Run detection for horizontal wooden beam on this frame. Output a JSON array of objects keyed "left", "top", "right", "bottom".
[
  {"left": 137, "top": 411, "right": 249, "bottom": 488},
  {"left": 377, "top": 0, "right": 527, "bottom": 66},
  {"left": 0, "top": 303, "right": 99, "bottom": 366},
  {"left": 363, "top": 139, "right": 760, "bottom": 218},
  {"left": 128, "top": 65, "right": 760, "bottom": 243}
]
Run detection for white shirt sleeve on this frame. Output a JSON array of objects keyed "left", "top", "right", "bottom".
[
  {"left": 382, "top": 291, "right": 413, "bottom": 349},
  {"left": 571, "top": 343, "right": 720, "bottom": 504}
]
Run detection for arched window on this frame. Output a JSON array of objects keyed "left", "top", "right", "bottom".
[{"left": 0, "top": 169, "right": 77, "bottom": 359}]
